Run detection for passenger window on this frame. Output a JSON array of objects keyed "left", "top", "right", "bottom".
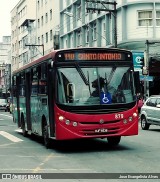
[
  {"left": 19, "top": 73, "right": 25, "bottom": 96},
  {"left": 146, "top": 99, "right": 151, "bottom": 106},
  {"left": 150, "top": 98, "right": 157, "bottom": 107},
  {"left": 156, "top": 98, "right": 160, "bottom": 105},
  {"left": 38, "top": 63, "right": 47, "bottom": 95},
  {"left": 31, "top": 68, "right": 38, "bottom": 96}
]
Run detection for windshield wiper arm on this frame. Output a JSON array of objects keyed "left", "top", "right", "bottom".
[{"left": 75, "top": 63, "right": 89, "bottom": 86}]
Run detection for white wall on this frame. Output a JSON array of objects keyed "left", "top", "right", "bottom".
[{"left": 126, "top": 4, "right": 154, "bottom": 40}]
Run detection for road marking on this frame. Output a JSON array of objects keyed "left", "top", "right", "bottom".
[
  {"left": 0, "top": 119, "right": 3, "bottom": 120},
  {"left": 0, "top": 131, "right": 23, "bottom": 142},
  {"left": 0, "top": 114, "right": 13, "bottom": 119}
]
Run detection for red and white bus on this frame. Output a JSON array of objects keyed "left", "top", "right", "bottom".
[{"left": 12, "top": 47, "right": 140, "bottom": 148}]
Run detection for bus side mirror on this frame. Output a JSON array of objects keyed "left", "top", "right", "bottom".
[{"left": 134, "top": 71, "right": 141, "bottom": 94}]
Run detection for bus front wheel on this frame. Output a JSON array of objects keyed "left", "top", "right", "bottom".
[
  {"left": 107, "top": 136, "right": 121, "bottom": 146},
  {"left": 42, "top": 124, "right": 50, "bottom": 149}
]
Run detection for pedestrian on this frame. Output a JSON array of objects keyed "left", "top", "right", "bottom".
[{"left": 138, "top": 97, "right": 144, "bottom": 114}]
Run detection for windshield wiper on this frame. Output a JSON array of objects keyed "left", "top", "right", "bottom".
[{"left": 75, "top": 63, "right": 89, "bottom": 86}]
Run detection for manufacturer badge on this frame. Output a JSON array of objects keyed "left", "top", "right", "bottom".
[{"left": 99, "top": 119, "right": 104, "bottom": 124}]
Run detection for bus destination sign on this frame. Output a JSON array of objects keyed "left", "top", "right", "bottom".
[{"left": 63, "top": 52, "right": 126, "bottom": 61}]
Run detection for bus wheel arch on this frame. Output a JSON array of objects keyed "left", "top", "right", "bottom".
[
  {"left": 21, "top": 113, "right": 27, "bottom": 137},
  {"left": 41, "top": 115, "right": 50, "bottom": 148}
]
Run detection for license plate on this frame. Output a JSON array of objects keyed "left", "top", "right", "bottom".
[{"left": 95, "top": 128, "right": 108, "bottom": 133}]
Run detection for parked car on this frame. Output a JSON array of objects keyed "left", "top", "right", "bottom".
[
  {"left": 140, "top": 95, "right": 160, "bottom": 130},
  {"left": 0, "top": 99, "right": 7, "bottom": 112}
]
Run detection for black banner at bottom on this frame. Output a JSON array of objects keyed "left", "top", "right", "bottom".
[{"left": 0, "top": 173, "right": 160, "bottom": 180}]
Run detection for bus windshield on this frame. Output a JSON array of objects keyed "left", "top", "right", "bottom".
[{"left": 57, "top": 66, "right": 136, "bottom": 106}]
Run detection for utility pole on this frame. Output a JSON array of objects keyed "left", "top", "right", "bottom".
[{"left": 86, "top": 0, "right": 117, "bottom": 47}]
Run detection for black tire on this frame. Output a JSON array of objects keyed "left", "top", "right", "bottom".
[
  {"left": 42, "top": 124, "right": 50, "bottom": 149},
  {"left": 107, "top": 136, "right": 121, "bottom": 146},
  {"left": 21, "top": 116, "right": 27, "bottom": 137},
  {"left": 141, "top": 116, "right": 150, "bottom": 130}
]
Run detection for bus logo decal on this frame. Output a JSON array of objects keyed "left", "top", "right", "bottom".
[{"left": 99, "top": 119, "right": 104, "bottom": 124}]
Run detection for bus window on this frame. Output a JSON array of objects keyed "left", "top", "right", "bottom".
[
  {"left": 20, "top": 73, "right": 25, "bottom": 96},
  {"left": 12, "top": 76, "right": 17, "bottom": 97},
  {"left": 31, "top": 68, "right": 38, "bottom": 96},
  {"left": 38, "top": 64, "right": 47, "bottom": 95},
  {"left": 39, "top": 80, "right": 47, "bottom": 95}
]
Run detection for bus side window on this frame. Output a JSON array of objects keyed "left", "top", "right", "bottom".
[
  {"left": 12, "top": 76, "right": 17, "bottom": 97},
  {"left": 39, "top": 80, "right": 47, "bottom": 94},
  {"left": 38, "top": 63, "right": 47, "bottom": 95},
  {"left": 31, "top": 68, "right": 38, "bottom": 96},
  {"left": 20, "top": 73, "right": 25, "bottom": 96}
]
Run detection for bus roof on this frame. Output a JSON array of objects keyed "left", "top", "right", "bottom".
[{"left": 12, "top": 47, "right": 132, "bottom": 75}]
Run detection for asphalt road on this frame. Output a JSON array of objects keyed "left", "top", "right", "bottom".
[{"left": 0, "top": 111, "right": 160, "bottom": 182}]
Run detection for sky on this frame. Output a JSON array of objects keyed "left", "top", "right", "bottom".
[{"left": 0, "top": 0, "right": 20, "bottom": 42}]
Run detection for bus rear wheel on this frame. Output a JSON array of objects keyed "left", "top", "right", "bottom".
[
  {"left": 42, "top": 124, "right": 50, "bottom": 149},
  {"left": 107, "top": 136, "right": 121, "bottom": 146}
]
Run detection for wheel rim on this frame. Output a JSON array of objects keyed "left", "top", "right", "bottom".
[{"left": 141, "top": 118, "right": 146, "bottom": 128}]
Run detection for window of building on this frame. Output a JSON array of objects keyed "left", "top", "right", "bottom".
[
  {"left": 77, "top": 30, "right": 82, "bottom": 46},
  {"left": 85, "top": 27, "right": 89, "bottom": 43},
  {"left": 103, "top": 22, "right": 106, "bottom": 37},
  {"left": 38, "top": 19, "right": 40, "bottom": 28},
  {"left": 38, "top": 0, "right": 40, "bottom": 9},
  {"left": 38, "top": 37, "right": 40, "bottom": 45},
  {"left": 93, "top": 23, "right": 97, "bottom": 40},
  {"left": 42, "top": 35, "right": 44, "bottom": 44},
  {"left": 77, "top": 5, "right": 81, "bottom": 19},
  {"left": 156, "top": 11, "right": 160, "bottom": 26},
  {"left": 138, "top": 11, "right": 153, "bottom": 26},
  {"left": 41, "top": 16, "right": 44, "bottom": 26},
  {"left": 50, "top": 30, "right": 53, "bottom": 40},
  {"left": 46, "top": 32, "right": 48, "bottom": 43},
  {"left": 45, "top": 13, "right": 48, "bottom": 23},
  {"left": 50, "top": 9, "right": 52, "bottom": 20}
]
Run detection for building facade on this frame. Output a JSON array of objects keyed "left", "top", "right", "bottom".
[
  {"left": 36, "top": 0, "right": 60, "bottom": 55},
  {"left": 11, "top": 0, "right": 36, "bottom": 72},
  {"left": 0, "top": 36, "right": 11, "bottom": 97},
  {"left": 59, "top": 0, "right": 160, "bottom": 52},
  {"left": 11, "top": 0, "right": 60, "bottom": 72}
]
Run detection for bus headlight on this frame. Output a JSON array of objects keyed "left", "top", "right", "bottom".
[
  {"left": 133, "top": 113, "right": 138, "bottom": 117},
  {"left": 59, "top": 116, "right": 64, "bottom": 121}
]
